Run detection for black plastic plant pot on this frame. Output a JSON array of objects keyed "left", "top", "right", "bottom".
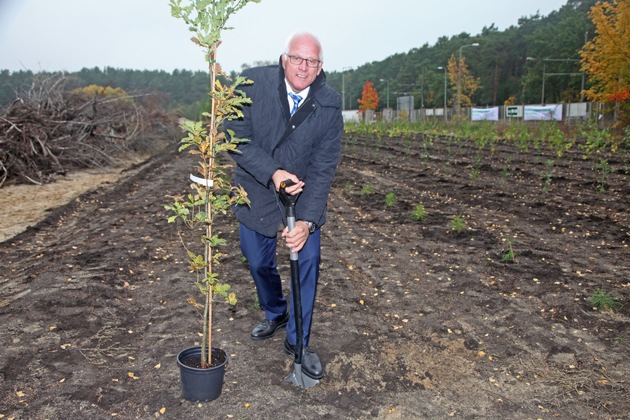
[{"left": 177, "top": 346, "right": 228, "bottom": 402}]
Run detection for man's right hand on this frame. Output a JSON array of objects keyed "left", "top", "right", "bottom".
[{"left": 272, "top": 169, "right": 304, "bottom": 195}]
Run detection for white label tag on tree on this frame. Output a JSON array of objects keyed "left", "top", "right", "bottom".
[{"left": 190, "top": 174, "right": 213, "bottom": 187}]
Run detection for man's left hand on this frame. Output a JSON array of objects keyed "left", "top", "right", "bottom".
[{"left": 282, "top": 221, "right": 309, "bottom": 252}]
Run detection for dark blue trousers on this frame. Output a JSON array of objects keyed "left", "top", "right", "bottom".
[{"left": 239, "top": 223, "right": 320, "bottom": 346}]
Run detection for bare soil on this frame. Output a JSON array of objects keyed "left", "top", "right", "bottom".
[
  {"left": 0, "top": 168, "right": 134, "bottom": 243},
  {"left": 1, "top": 131, "right": 629, "bottom": 419}
]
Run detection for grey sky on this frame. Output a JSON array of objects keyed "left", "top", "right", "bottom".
[{"left": 0, "top": 0, "right": 568, "bottom": 74}]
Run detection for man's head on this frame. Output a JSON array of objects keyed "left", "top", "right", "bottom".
[{"left": 282, "top": 32, "right": 323, "bottom": 93}]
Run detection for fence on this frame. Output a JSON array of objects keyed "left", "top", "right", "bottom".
[{"left": 349, "top": 102, "right": 618, "bottom": 128}]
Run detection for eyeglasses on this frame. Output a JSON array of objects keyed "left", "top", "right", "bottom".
[{"left": 285, "top": 54, "right": 322, "bottom": 68}]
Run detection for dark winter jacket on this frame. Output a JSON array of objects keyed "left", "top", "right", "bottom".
[{"left": 226, "top": 61, "right": 343, "bottom": 237}]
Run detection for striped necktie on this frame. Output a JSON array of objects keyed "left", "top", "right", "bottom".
[{"left": 288, "top": 92, "right": 302, "bottom": 116}]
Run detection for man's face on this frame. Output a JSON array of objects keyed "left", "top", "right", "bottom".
[{"left": 282, "top": 35, "right": 323, "bottom": 93}]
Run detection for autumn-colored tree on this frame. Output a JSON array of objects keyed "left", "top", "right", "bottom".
[
  {"left": 504, "top": 95, "right": 517, "bottom": 106},
  {"left": 580, "top": 0, "right": 630, "bottom": 127},
  {"left": 447, "top": 54, "right": 480, "bottom": 110},
  {"left": 357, "top": 80, "right": 379, "bottom": 112}
]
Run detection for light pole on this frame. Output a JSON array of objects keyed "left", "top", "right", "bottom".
[
  {"left": 379, "top": 78, "right": 390, "bottom": 109},
  {"left": 524, "top": 56, "right": 536, "bottom": 104},
  {"left": 437, "top": 66, "right": 447, "bottom": 122},
  {"left": 525, "top": 57, "right": 546, "bottom": 104},
  {"left": 341, "top": 67, "right": 352, "bottom": 110},
  {"left": 419, "top": 67, "right": 425, "bottom": 109},
  {"left": 456, "top": 42, "right": 479, "bottom": 114}
]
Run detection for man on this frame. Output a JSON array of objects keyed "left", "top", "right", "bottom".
[{"left": 226, "top": 32, "right": 342, "bottom": 380}]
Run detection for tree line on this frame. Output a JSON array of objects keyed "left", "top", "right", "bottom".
[
  {"left": 0, "top": 67, "right": 212, "bottom": 119},
  {"left": 326, "top": 0, "right": 599, "bottom": 111},
  {"left": 1, "top": 0, "right": 624, "bottom": 119}
]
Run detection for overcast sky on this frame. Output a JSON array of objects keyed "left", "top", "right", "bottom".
[{"left": 0, "top": 0, "right": 568, "bottom": 74}]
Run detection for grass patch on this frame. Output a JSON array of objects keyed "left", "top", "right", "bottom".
[{"left": 588, "top": 290, "right": 620, "bottom": 312}]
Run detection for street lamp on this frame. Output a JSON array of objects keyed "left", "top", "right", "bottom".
[
  {"left": 456, "top": 42, "right": 479, "bottom": 114},
  {"left": 379, "top": 78, "right": 390, "bottom": 109},
  {"left": 437, "top": 66, "right": 447, "bottom": 122},
  {"left": 525, "top": 57, "right": 546, "bottom": 104},
  {"left": 341, "top": 67, "right": 352, "bottom": 110}
]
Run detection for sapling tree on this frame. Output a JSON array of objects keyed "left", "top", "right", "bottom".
[
  {"left": 412, "top": 203, "right": 427, "bottom": 221},
  {"left": 165, "top": 0, "right": 260, "bottom": 368},
  {"left": 449, "top": 215, "right": 466, "bottom": 234},
  {"left": 385, "top": 192, "right": 397, "bottom": 208}
]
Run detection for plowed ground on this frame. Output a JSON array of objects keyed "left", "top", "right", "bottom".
[{"left": 1, "top": 129, "right": 628, "bottom": 419}]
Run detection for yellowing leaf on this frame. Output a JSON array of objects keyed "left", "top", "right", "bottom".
[{"left": 159, "top": 407, "right": 166, "bottom": 414}]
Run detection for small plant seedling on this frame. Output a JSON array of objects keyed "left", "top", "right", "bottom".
[
  {"left": 412, "top": 204, "right": 427, "bottom": 221},
  {"left": 449, "top": 215, "right": 466, "bottom": 234},
  {"left": 588, "top": 290, "right": 620, "bottom": 312},
  {"left": 385, "top": 192, "right": 397, "bottom": 207},
  {"left": 361, "top": 184, "right": 375, "bottom": 196},
  {"left": 501, "top": 239, "right": 516, "bottom": 263},
  {"left": 470, "top": 155, "right": 483, "bottom": 180},
  {"left": 595, "top": 158, "right": 614, "bottom": 193},
  {"left": 542, "top": 159, "right": 554, "bottom": 194}
]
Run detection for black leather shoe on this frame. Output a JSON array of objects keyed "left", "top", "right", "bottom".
[
  {"left": 283, "top": 338, "right": 324, "bottom": 379},
  {"left": 250, "top": 312, "right": 289, "bottom": 340}
]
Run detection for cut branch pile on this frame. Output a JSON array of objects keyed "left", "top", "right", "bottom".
[{"left": 0, "top": 75, "right": 174, "bottom": 186}]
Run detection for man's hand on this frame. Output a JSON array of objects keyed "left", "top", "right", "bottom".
[
  {"left": 272, "top": 169, "right": 304, "bottom": 195},
  {"left": 282, "top": 221, "right": 309, "bottom": 252}
]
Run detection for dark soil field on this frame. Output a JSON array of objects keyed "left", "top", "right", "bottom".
[{"left": 1, "top": 128, "right": 629, "bottom": 419}]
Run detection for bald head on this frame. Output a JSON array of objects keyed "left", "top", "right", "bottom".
[{"left": 285, "top": 32, "right": 323, "bottom": 61}]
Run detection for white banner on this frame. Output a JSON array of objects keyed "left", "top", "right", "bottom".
[
  {"left": 524, "top": 104, "right": 563, "bottom": 121},
  {"left": 567, "top": 103, "right": 588, "bottom": 118},
  {"left": 471, "top": 107, "right": 499, "bottom": 121}
]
